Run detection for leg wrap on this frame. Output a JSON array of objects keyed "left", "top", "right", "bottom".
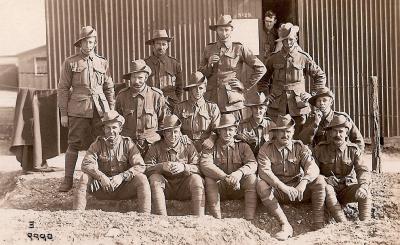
[
  {"left": 133, "top": 173, "right": 151, "bottom": 214},
  {"left": 325, "top": 185, "right": 346, "bottom": 222},
  {"left": 242, "top": 175, "right": 257, "bottom": 220},
  {"left": 205, "top": 177, "right": 221, "bottom": 218},
  {"left": 309, "top": 176, "right": 326, "bottom": 227},
  {"left": 73, "top": 173, "right": 90, "bottom": 210},
  {"left": 189, "top": 175, "right": 205, "bottom": 216},
  {"left": 149, "top": 174, "right": 167, "bottom": 215}
]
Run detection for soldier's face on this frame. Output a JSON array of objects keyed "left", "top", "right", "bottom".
[
  {"left": 104, "top": 121, "right": 122, "bottom": 142},
  {"left": 163, "top": 127, "right": 181, "bottom": 145},
  {"left": 251, "top": 105, "right": 267, "bottom": 121},
  {"left": 282, "top": 36, "right": 297, "bottom": 49},
  {"left": 153, "top": 40, "right": 169, "bottom": 56},
  {"left": 189, "top": 83, "right": 206, "bottom": 100},
  {"left": 80, "top": 37, "right": 97, "bottom": 54},
  {"left": 328, "top": 126, "right": 348, "bottom": 146},
  {"left": 274, "top": 127, "right": 294, "bottom": 146},
  {"left": 218, "top": 126, "right": 237, "bottom": 142},
  {"left": 315, "top": 96, "right": 333, "bottom": 113},
  {"left": 129, "top": 72, "right": 148, "bottom": 89},
  {"left": 264, "top": 16, "right": 277, "bottom": 31},
  {"left": 216, "top": 26, "right": 233, "bottom": 41}
]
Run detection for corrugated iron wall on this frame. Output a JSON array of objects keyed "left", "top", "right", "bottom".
[
  {"left": 298, "top": 0, "right": 400, "bottom": 137},
  {"left": 46, "top": 0, "right": 225, "bottom": 89}
]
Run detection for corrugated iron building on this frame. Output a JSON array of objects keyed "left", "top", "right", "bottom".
[
  {"left": 45, "top": 0, "right": 400, "bottom": 138},
  {"left": 17, "top": 45, "right": 48, "bottom": 89}
]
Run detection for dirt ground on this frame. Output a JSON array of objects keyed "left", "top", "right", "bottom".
[{"left": 0, "top": 150, "right": 399, "bottom": 244}]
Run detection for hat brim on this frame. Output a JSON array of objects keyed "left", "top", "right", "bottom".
[
  {"left": 326, "top": 122, "right": 350, "bottom": 130},
  {"left": 122, "top": 68, "right": 152, "bottom": 80},
  {"left": 73, "top": 34, "right": 97, "bottom": 47},
  {"left": 276, "top": 26, "right": 299, "bottom": 42},
  {"left": 244, "top": 102, "right": 269, "bottom": 107},
  {"left": 269, "top": 120, "right": 295, "bottom": 131},
  {"left": 145, "top": 37, "right": 174, "bottom": 45},
  {"left": 102, "top": 116, "right": 125, "bottom": 125},
  {"left": 309, "top": 91, "right": 334, "bottom": 106},
  {"left": 157, "top": 124, "right": 181, "bottom": 132},
  {"left": 209, "top": 23, "right": 233, "bottom": 31},
  {"left": 214, "top": 122, "right": 238, "bottom": 130}
]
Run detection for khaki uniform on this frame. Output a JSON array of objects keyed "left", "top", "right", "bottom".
[
  {"left": 257, "top": 140, "right": 326, "bottom": 226},
  {"left": 237, "top": 117, "right": 276, "bottom": 156},
  {"left": 73, "top": 135, "right": 151, "bottom": 213},
  {"left": 144, "top": 138, "right": 205, "bottom": 215},
  {"left": 199, "top": 41, "right": 266, "bottom": 113},
  {"left": 145, "top": 54, "right": 183, "bottom": 103},
  {"left": 174, "top": 98, "right": 221, "bottom": 152},
  {"left": 263, "top": 28, "right": 279, "bottom": 63},
  {"left": 314, "top": 141, "right": 371, "bottom": 220},
  {"left": 299, "top": 110, "right": 365, "bottom": 151},
  {"left": 115, "top": 85, "right": 167, "bottom": 155},
  {"left": 200, "top": 139, "right": 258, "bottom": 219}
]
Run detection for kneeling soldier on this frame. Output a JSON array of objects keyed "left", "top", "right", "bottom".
[
  {"left": 73, "top": 111, "right": 151, "bottom": 213},
  {"left": 145, "top": 115, "right": 205, "bottom": 216},
  {"left": 174, "top": 71, "right": 220, "bottom": 152},
  {"left": 200, "top": 114, "right": 258, "bottom": 220},
  {"left": 257, "top": 114, "right": 325, "bottom": 240},
  {"left": 313, "top": 114, "right": 371, "bottom": 222},
  {"left": 237, "top": 92, "right": 276, "bottom": 156}
]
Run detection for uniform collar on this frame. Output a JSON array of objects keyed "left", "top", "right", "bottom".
[
  {"left": 130, "top": 85, "right": 148, "bottom": 98},
  {"left": 190, "top": 97, "right": 206, "bottom": 107},
  {"left": 217, "top": 138, "right": 236, "bottom": 149},
  {"left": 217, "top": 40, "right": 233, "bottom": 50},
  {"left": 165, "top": 138, "right": 183, "bottom": 153},
  {"left": 329, "top": 141, "right": 347, "bottom": 152},
  {"left": 250, "top": 117, "right": 267, "bottom": 128},
  {"left": 274, "top": 141, "right": 293, "bottom": 153},
  {"left": 80, "top": 52, "right": 95, "bottom": 61},
  {"left": 150, "top": 54, "right": 169, "bottom": 64},
  {"left": 324, "top": 109, "right": 334, "bottom": 123}
]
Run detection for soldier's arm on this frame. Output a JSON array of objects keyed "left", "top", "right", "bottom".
[
  {"left": 57, "top": 60, "right": 73, "bottom": 117},
  {"left": 257, "top": 57, "right": 274, "bottom": 94},
  {"left": 81, "top": 141, "right": 108, "bottom": 180},
  {"left": 198, "top": 48, "right": 213, "bottom": 77},
  {"left": 175, "top": 62, "right": 184, "bottom": 102},
  {"left": 304, "top": 56, "right": 326, "bottom": 92},
  {"left": 199, "top": 148, "right": 227, "bottom": 180},
  {"left": 257, "top": 145, "right": 287, "bottom": 190},
  {"left": 349, "top": 121, "right": 365, "bottom": 152},
  {"left": 241, "top": 45, "right": 267, "bottom": 90},
  {"left": 204, "top": 104, "right": 221, "bottom": 143},
  {"left": 298, "top": 115, "right": 320, "bottom": 145},
  {"left": 181, "top": 143, "right": 200, "bottom": 175},
  {"left": 102, "top": 60, "right": 115, "bottom": 110},
  {"left": 299, "top": 145, "right": 320, "bottom": 183},
  {"left": 353, "top": 147, "right": 371, "bottom": 186},
  {"left": 126, "top": 139, "right": 146, "bottom": 180},
  {"left": 237, "top": 143, "right": 258, "bottom": 175},
  {"left": 115, "top": 94, "right": 122, "bottom": 115},
  {"left": 144, "top": 144, "right": 164, "bottom": 175}
]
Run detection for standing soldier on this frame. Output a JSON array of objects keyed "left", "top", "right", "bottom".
[
  {"left": 73, "top": 111, "right": 151, "bottom": 213},
  {"left": 144, "top": 115, "right": 205, "bottom": 216},
  {"left": 257, "top": 114, "right": 326, "bottom": 240},
  {"left": 199, "top": 15, "right": 266, "bottom": 120},
  {"left": 237, "top": 92, "right": 276, "bottom": 156},
  {"left": 174, "top": 71, "right": 221, "bottom": 152},
  {"left": 299, "top": 87, "right": 365, "bottom": 151},
  {"left": 262, "top": 10, "right": 279, "bottom": 63},
  {"left": 313, "top": 115, "right": 371, "bottom": 222},
  {"left": 58, "top": 26, "right": 115, "bottom": 192},
  {"left": 116, "top": 59, "right": 167, "bottom": 156},
  {"left": 258, "top": 23, "right": 326, "bottom": 138},
  {"left": 144, "top": 29, "right": 183, "bottom": 110},
  {"left": 200, "top": 114, "right": 258, "bottom": 220}
]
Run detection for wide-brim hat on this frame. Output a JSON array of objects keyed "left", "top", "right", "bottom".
[
  {"left": 215, "top": 114, "right": 238, "bottom": 130},
  {"left": 74, "top": 26, "right": 97, "bottom": 47},
  {"left": 184, "top": 71, "right": 207, "bottom": 90},
  {"left": 145, "top": 29, "right": 173, "bottom": 45},
  {"left": 157, "top": 115, "right": 182, "bottom": 132},
  {"left": 326, "top": 114, "right": 351, "bottom": 130},
  {"left": 270, "top": 114, "right": 295, "bottom": 131},
  {"left": 102, "top": 110, "right": 125, "bottom": 125},
  {"left": 276, "top": 23, "right": 299, "bottom": 42},
  {"left": 244, "top": 92, "right": 269, "bottom": 107},
  {"left": 122, "top": 59, "right": 152, "bottom": 80},
  {"left": 209, "top": 15, "right": 234, "bottom": 31},
  {"left": 308, "top": 87, "right": 335, "bottom": 106}
]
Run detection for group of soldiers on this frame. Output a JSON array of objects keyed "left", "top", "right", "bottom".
[{"left": 57, "top": 13, "right": 371, "bottom": 240}]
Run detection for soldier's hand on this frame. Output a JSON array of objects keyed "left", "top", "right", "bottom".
[
  {"left": 202, "top": 138, "right": 214, "bottom": 150},
  {"left": 228, "top": 171, "right": 243, "bottom": 190},
  {"left": 266, "top": 94, "right": 275, "bottom": 103},
  {"left": 326, "top": 176, "right": 339, "bottom": 187},
  {"left": 99, "top": 175, "right": 113, "bottom": 192},
  {"left": 355, "top": 185, "right": 369, "bottom": 200},
  {"left": 169, "top": 162, "right": 185, "bottom": 175},
  {"left": 110, "top": 174, "right": 124, "bottom": 190},
  {"left": 162, "top": 162, "right": 171, "bottom": 173},
  {"left": 181, "top": 135, "right": 190, "bottom": 145},
  {"left": 61, "top": 116, "right": 69, "bottom": 127},
  {"left": 313, "top": 109, "right": 323, "bottom": 124},
  {"left": 228, "top": 80, "right": 244, "bottom": 91},
  {"left": 282, "top": 185, "right": 298, "bottom": 201},
  {"left": 295, "top": 180, "right": 308, "bottom": 201},
  {"left": 208, "top": 55, "right": 220, "bottom": 66},
  {"left": 300, "top": 92, "right": 312, "bottom": 101}
]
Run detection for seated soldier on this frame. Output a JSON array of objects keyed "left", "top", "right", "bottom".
[
  {"left": 257, "top": 114, "right": 326, "bottom": 241},
  {"left": 299, "top": 87, "right": 364, "bottom": 151},
  {"left": 200, "top": 114, "right": 258, "bottom": 220},
  {"left": 73, "top": 110, "right": 151, "bottom": 213},
  {"left": 144, "top": 115, "right": 205, "bottom": 216},
  {"left": 313, "top": 114, "right": 371, "bottom": 222},
  {"left": 237, "top": 92, "right": 275, "bottom": 156},
  {"left": 174, "top": 71, "right": 220, "bottom": 152}
]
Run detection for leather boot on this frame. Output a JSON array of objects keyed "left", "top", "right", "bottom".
[
  {"left": 272, "top": 206, "right": 293, "bottom": 241},
  {"left": 59, "top": 149, "right": 78, "bottom": 192}
]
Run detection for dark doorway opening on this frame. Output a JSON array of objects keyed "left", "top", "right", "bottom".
[{"left": 262, "top": 0, "right": 298, "bottom": 27}]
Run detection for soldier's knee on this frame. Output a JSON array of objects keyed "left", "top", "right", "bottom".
[
  {"left": 311, "top": 175, "right": 326, "bottom": 189},
  {"left": 256, "top": 179, "right": 272, "bottom": 196},
  {"left": 133, "top": 173, "right": 150, "bottom": 185},
  {"left": 67, "top": 144, "right": 80, "bottom": 153},
  {"left": 205, "top": 177, "right": 218, "bottom": 187},
  {"left": 189, "top": 174, "right": 205, "bottom": 189},
  {"left": 149, "top": 174, "right": 164, "bottom": 188},
  {"left": 242, "top": 174, "right": 257, "bottom": 190}
]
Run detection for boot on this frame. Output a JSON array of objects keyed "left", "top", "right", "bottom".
[
  {"left": 271, "top": 206, "right": 293, "bottom": 241},
  {"left": 59, "top": 149, "right": 78, "bottom": 192}
]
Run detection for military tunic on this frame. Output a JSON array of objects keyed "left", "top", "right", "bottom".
[
  {"left": 199, "top": 40, "right": 266, "bottom": 113},
  {"left": 262, "top": 28, "right": 279, "bottom": 63}
]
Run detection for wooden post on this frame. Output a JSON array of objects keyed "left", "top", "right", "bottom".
[{"left": 369, "top": 76, "right": 382, "bottom": 173}]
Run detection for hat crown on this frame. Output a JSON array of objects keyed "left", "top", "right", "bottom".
[
  {"left": 129, "top": 59, "right": 151, "bottom": 74},
  {"left": 216, "top": 15, "right": 233, "bottom": 25},
  {"left": 245, "top": 92, "right": 267, "bottom": 106},
  {"left": 278, "top": 22, "right": 299, "bottom": 39},
  {"left": 102, "top": 110, "right": 125, "bottom": 124},
  {"left": 315, "top": 87, "right": 333, "bottom": 96},
  {"left": 327, "top": 114, "right": 349, "bottom": 129},
  {"left": 275, "top": 114, "right": 294, "bottom": 128},
  {"left": 186, "top": 71, "right": 207, "bottom": 87},
  {"left": 79, "top": 26, "right": 97, "bottom": 39},
  {"left": 217, "top": 114, "right": 237, "bottom": 128},
  {"left": 159, "top": 115, "right": 181, "bottom": 130},
  {"left": 151, "top": 29, "right": 170, "bottom": 39}
]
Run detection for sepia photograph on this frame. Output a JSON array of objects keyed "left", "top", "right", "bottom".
[{"left": 0, "top": 0, "right": 399, "bottom": 244}]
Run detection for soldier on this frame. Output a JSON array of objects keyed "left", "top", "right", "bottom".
[
  {"left": 116, "top": 59, "right": 167, "bottom": 156},
  {"left": 262, "top": 10, "right": 279, "bottom": 63},
  {"left": 174, "top": 71, "right": 221, "bottom": 152},
  {"left": 236, "top": 92, "right": 276, "bottom": 156},
  {"left": 200, "top": 114, "right": 258, "bottom": 220},
  {"left": 58, "top": 26, "right": 115, "bottom": 192},
  {"left": 144, "top": 115, "right": 205, "bottom": 216},
  {"left": 258, "top": 23, "right": 326, "bottom": 138},
  {"left": 257, "top": 114, "right": 325, "bottom": 240},
  {"left": 144, "top": 29, "right": 183, "bottom": 109},
  {"left": 313, "top": 114, "right": 371, "bottom": 222},
  {"left": 199, "top": 15, "right": 266, "bottom": 120},
  {"left": 73, "top": 111, "right": 151, "bottom": 213},
  {"left": 299, "top": 87, "right": 365, "bottom": 151}
]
